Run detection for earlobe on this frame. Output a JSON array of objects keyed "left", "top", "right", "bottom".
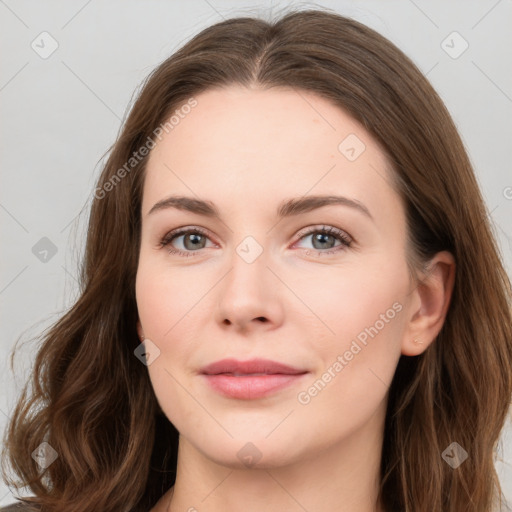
[
  {"left": 136, "top": 320, "right": 144, "bottom": 342},
  {"left": 402, "top": 251, "right": 456, "bottom": 356}
]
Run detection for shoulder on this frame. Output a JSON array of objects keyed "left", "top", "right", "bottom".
[{"left": 0, "top": 503, "right": 40, "bottom": 511}]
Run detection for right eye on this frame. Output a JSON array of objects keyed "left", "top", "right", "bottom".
[{"left": 159, "top": 226, "right": 216, "bottom": 256}]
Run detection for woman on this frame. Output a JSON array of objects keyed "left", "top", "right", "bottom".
[{"left": 2, "top": 7, "right": 511, "bottom": 512}]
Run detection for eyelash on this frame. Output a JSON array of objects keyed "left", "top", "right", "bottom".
[{"left": 158, "top": 225, "right": 353, "bottom": 257}]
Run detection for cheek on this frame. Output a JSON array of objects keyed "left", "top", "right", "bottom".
[
  {"left": 294, "top": 257, "right": 408, "bottom": 397},
  {"left": 292, "top": 270, "right": 406, "bottom": 439},
  {"left": 135, "top": 259, "right": 207, "bottom": 341},
  {"left": 135, "top": 261, "right": 205, "bottom": 430},
  {"left": 300, "top": 257, "right": 408, "bottom": 342}
]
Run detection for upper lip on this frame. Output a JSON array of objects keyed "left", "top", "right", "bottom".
[{"left": 200, "top": 358, "right": 307, "bottom": 376}]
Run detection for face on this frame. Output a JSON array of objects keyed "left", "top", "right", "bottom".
[{"left": 135, "top": 85, "right": 414, "bottom": 469}]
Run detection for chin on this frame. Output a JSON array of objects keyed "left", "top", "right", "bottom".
[{"left": 190, "top": 433, "right": 308, "bottom": 471}]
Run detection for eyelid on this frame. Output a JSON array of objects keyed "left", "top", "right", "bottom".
[
  {"left": 293, "top": 224, "right": 353, "bottom": 245},
  {"left": 158, "top": 225, "right": 216, "bottom": 247}
]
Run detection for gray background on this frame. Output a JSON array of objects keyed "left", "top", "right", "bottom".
[{"left": 1, "top": 0, "right": 511, "bottom": 506}]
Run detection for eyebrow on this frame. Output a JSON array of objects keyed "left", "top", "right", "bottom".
[{"left": 147, "top": 194, "right": 373, "bottom": 221}]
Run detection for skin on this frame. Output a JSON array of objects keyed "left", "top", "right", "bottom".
[{"left": 135, "top": 85, "right": 455, "bottom": 512}]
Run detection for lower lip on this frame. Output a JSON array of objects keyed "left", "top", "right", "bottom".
[{"left": 202, "top": 373, "right": 307, "bottom": 399}]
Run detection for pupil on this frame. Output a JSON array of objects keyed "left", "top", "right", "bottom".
[
  {"left": 315, "top": 233, "right": 333, "bottom": 249},
  {"left": 186, "top": 233, "right": 203, "bottom": 249}
]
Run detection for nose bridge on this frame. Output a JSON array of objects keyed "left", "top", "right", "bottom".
[
  {"left": 216, "top": 234, "right": 281, "bottom": 328},
  {"left": 224, "top": 236, "right": 270, "bottom": 303}
]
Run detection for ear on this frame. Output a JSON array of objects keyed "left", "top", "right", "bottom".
[
  {"left": 401, "top": 251, "right": 455, "bottom": 356},
  {"left": 136, "top": 319, "right": 144, "bottom": 342}
]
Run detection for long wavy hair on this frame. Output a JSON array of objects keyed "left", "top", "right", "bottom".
[{"left": 2, "top": 7, "right": 512, "bottom": 512}]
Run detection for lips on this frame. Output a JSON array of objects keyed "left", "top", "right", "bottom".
[
  {"left": 201, "top": 358, "right": 306, "bottom": 376},
  {"left": 200, "top": 358, "right": 308, "bottom": 399}
]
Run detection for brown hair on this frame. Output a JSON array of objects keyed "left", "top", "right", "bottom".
[{"left": 2, "top": 7, "right": 512, "bottom": 512}]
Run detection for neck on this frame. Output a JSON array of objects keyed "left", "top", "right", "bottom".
[{"left": 159, "top": 406, "right": 386, "bottom": 512}]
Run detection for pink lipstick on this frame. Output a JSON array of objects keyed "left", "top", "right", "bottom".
[{"left": 200, "top": 358, "right": 308, "bottom": 399}]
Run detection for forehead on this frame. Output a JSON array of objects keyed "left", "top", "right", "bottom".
[{"left": 142, "top": 85, "right": 401, "bottom": 223}]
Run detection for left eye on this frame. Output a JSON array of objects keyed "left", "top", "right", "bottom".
[{"left": 294, "top": 226, "right": 352, "bottom": 252}]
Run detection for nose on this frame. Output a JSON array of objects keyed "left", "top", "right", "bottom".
[{"left": 215, "top": 244, "right": 284, "bottom": 333}]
